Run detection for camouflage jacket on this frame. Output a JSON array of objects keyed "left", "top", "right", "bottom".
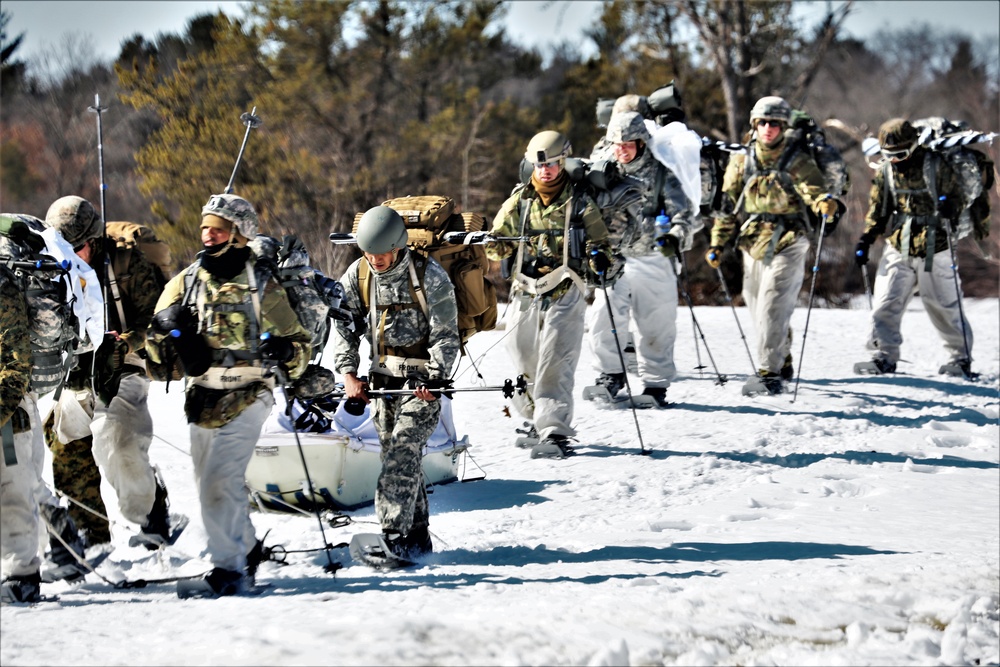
[
  {"left": 711, "top": 136, "right": 830, "bottom": 259},
  {"left": 614, "top": 148, "right": 700, "bottom": 258},
  {"left": 864, "top": 148, "right": 970, "bottom": 257},
  {"left": 486, "top": 182, "right": 611, "bottom": 300},
  {"left": 0, "top": 269, "right": 32, "bottom": 428},
  {"left": 332, "top": 249, "right": 459, "bottom": 383}
]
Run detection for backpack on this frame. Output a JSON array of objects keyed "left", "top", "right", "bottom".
[
  {"left": 0, "top": 214, "right": 80, "bottom": 396},
  {"left": 352, "top": 195, "right": 498, "bottom": 345},
  {"left": 250, "top": 234, "right": 349, "bottom": 360},
  {"left": 910, "top": 117, "right": 994, "bottom": 240},
  {"left": 105, "top": 221, "right": 174, "bottom": 289}
]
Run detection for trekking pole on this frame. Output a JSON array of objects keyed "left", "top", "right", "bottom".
[
  {"left": 860, "top": 264, "right": 873, "bottom": 310},
  {"left": 712, "top": 262, "right": 758, "bottom": 375},
  {"left": 791, "top": 215, "right": 829, "bottom": 403},
  {"left": 261, "top": 335, "right": 340, "bottom": 575},
  {"left": 333, "top": 376, "right": 530, "bottom": 401},
  {"left": 225, "top": 107, "right": 262, "bottom": 194},
  {"left": 940, "top": 199, "right": 973, "bottom": 370},
  {"left": 596, "top": 270, "right": 647, "bottom": 456},
  {"left": 679, "top": 253, "right": 705, "bottom": 376},
  {"left": 87, "top": 94, "right": 110, "bottom": 328},
  {"left": 663, "top": 248, "right": 727, "bottom": 385}
]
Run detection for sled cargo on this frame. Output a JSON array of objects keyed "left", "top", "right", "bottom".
[{"left": 245, "top": 391, "right": 470, "bottom": 512}]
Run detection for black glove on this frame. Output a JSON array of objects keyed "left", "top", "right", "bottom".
[
  {"left": 258, "top": 335, "right": 295, "bottom": 363},
  {"left": 151, "top": 303, "right": 195, "bottom": 336},
  {"left": 100, "top": 334, "right": 129, "bottom": 372},
  {"left": 409, "top": 377, "right": 454, "bottom": 398},
  {"left": 937, "top": 195, "right": 959, "bottom": 222},
  {"left": 854, "top": 234, "right": 875, "bottom": 267},
  {"left": 589, "top": 250, "right": 612, "bottom": 275}
]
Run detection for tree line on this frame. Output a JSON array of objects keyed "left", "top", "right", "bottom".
[{"left": 2, "top": 0, "right": 997, "bottom": 302}]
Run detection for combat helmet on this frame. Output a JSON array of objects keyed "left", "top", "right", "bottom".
[
  {"left": 749, "top": 96, "right": 792, "bottom": 126},
  {"left": 878, "top": 118, "right": 918, "bottom": 160},
  {"left": 525, "top": 131, "right": 572, "bottom": 166},
  {"left": 201, "top": 194, "right": 259, "bottom": 240},
  {"left": 45, "top": 196, "right": 101, "bottom": 248},
  {"left": 356, "top": 205, "right": 408, "bottom": 255},
  {"left": 606, "top": 111, "right": 651, "bottom": 144}
]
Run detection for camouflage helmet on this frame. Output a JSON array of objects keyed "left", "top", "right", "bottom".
[
  {"left": 44, "top": 196, "right": 101, "bottom": 248},
  {"left": 525, "top": 131, "right": 572, "bottom": 166},
  {"left": 749, "top": 96, "right": 792, "bottom": 125},
  {"left": 606, "top": 111, "right": 651, "bottom": 144},
  {"left": 201, "top": 194, "right": 259, "bottom": 239},
  {"left": 878, "top": 118, "right": 918, "bottom": 155},
  {"left": 356, "top": 205, "right": 408, "bottom": 254}
]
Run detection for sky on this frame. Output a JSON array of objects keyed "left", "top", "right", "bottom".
[
  {"left": 3, "top": 0, "right": 999, "bottom": 65},
  {"left": 1, "top": 295, "right": 998, "bottom": 665}
]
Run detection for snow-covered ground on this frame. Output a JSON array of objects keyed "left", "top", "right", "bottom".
[{"left": 3, "top": 298, "right": 998, "bottom": 667}]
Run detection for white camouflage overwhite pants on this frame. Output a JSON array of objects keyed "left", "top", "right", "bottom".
[
  {"left": 587, "top": 253, "right": 678, "bottom": 389},
  {"left": 1, "top": 394, "right": 43, "bottom": 578},
  {"left": 742, "top": 235, "right": 809, "bottom": 375},
  {"left": 90, "top": 373, "right": 156, "bottom": 525},
  {"left": 189, "top": 391, "right": 273, "bottom": 572},
  {"left": 506, "top": 287, "right": 586, "bottom": 441},
  {"left": 866, "top": 242, "right": 973, "bottom": 365}
]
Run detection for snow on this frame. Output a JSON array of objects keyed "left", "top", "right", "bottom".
[{"left": 3, "top": 298, "right": 998, "bottom": 667}]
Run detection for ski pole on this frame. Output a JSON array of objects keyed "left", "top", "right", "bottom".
[
  {"left": 941, "top": 202, "right": 973, "bottom": 372},
  {"left": 679, "top": 252, "right": 706, "bottom": 376},
  {"left": 225, "top": 107, "right": 262, "bottom": 194},
  {"left": 663, "top": 249, "right": 727, "bottom": 385},
  {"left": 860, "top": 264, "right": 873, "bottom": 310},
  {"left": 596, "top": 269, "right": 647, "bottom": 456},
  {"left": 337, "top": 376, "right": 529, "bottom": 400},
  {"left": 791, "top": 214, "right": 829, "bottom": 402},
  {"left": 711, "top": 261, "right": 758, "bottom": 376},
  {"left": 260, "top": 334, "right": 340, "bottom": 574},
  {"left": 87, "top": 94, "right": 110, "bottom": 329}
]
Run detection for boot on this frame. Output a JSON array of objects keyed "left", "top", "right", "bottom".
[
  {"left": 40, "top": 504, "right": 88, "bottom": 583},
  {"left": 136, "top": 474, "right": 170, "bottom": 550},
  {"left": 530, "top": 434, "right": 574, "bottom": 460},
  {"left": 640, "top": 387, "right": 668, "bottom": 408},
  {"left": 780, "top": 354, "right": 794, "bottom": 381},
  {"left": 1, "top": 572, "right": 41, "bottom": 604},
  {"left": 595, "top": 372, "right": 625, "bottom": 398}
]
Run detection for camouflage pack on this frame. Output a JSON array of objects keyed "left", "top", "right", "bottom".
[
  {"left": 353, "top": 198, "right": 498, "bottom": 345},
  {"left": 0, "top": 214, "right": 80, "bottom": 396},
  {"left": 105, "top": 221, "right": 174, "bottom": 288}
]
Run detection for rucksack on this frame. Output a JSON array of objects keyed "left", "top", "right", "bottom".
[
  {"left": 0, "top": 214, "right": 80, "bottom": 396},
  {"left": 910, "top": 117, "right": 994, "bottom": 240},
  {"left": 250, "top": 234, "right": 349, "bottom": 359},
  {"left": 105, "top": 221, "right": 174, "bottom": 289},
  {"left": 352, "top": 195, "right": 498, "bottom": 345}
]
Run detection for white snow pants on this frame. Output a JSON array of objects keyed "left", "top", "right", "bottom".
[
  {"left": 587, "top": 253, "right": 678, "bottom": 388},
  {"left": 189, "top": 391, "right": 272, "bottom": 572},
  {"left": 866, "top": 242, "right": 973, "bottom": 365},
  {"left": 91, "top": 373, "right": 156, "bottom": 525},
  {"left": 506, "top": 287, "right": 586, "bottom": 441},
  {"left": 742, "top": 235, "right": 809, "bottom": 375},
  {"left": 1, "top": 394, "right": 43, "bottom": 578}
]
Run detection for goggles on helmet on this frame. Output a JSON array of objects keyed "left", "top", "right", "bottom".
[{"left": 881, "top": 145, "right": 915, "bottom": 161}]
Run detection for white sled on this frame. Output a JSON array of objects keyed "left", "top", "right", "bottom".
[{"left": 245, "top": 389, "right": 470, "bottom": 512}]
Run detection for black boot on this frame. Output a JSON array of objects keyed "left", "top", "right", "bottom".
[
  {"left": 1, "top": 571, "right": 41, "bottom": 604},
  {"left": 595, "top": 372, "right": 625, "bottom": 398},
  {"left": 136, "top": 474, "right": 170, "bottom": 550},
  {"left": 40, "top": 504, "right": 88, "bottom": 583}
]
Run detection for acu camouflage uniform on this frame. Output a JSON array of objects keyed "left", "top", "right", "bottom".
[
  {"left": 1, "top": 268, "right": 43, "bottom": 580},
  {"left": 332, "top": 249, "right": 459, "bottom": 537},
  {"left": 44, "top": 235, "right": 162, "bottom": 545}
]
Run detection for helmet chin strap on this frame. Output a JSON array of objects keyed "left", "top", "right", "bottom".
[{"left": 205, "top": 234, "right": 237, "bottom": 257}]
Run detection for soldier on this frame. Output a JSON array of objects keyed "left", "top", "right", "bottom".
[
  {"left": 585, "top": 110, "right": 700, "bottom": 408},
  {"left": 854, "top": 118, "right": 982, "bottom": 379},
  {"left": 43, "top": 196, "right": 175, "bottom": 549},
  {"left": 487, "top": 131, "right": 614, "bottom": 458},
  {"left": 705, "top": 96, "right": 842, "bottom": 396},
  {"left": 146, "top": 194, "right": 311, "bottom": 597},
  {"left": 332, "top": 206, "right": 459, "bottom": 560},
  {"left": 0, "top": 266, "right": 44, "bottom": 603}
]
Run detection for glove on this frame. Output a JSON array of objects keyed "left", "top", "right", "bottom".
[
  {"left": 937, "top": 195, "right": 959, "bottom": 222},
  {"left": 817, "top": 197, "right": 839, "bottom": 220},
  {"left": 100, "top": 334, "right": 129, "bottom": 372},
  {"left": 150, "top": 303, "right": 195, "bottom": 336},
  {"left": 658, "top": 227, "right": 683, "bottom": 257},
  {"left": 258, "top": 335, "right": 295, "bottom": 363},
  {"left": 589, "top": 250, "right": 612, "bottom": 275},
  {"left": 854, "top": 234, "right": 875, "bottom": 267},
  {"left": 705, "top": 246, "right": 724, "bottom": 269},
  {"left": 412, "top": 377, "right": 454, "bottom": 399}
]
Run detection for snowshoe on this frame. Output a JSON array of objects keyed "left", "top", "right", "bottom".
[
  {"left": 939, "top": 360, "right": 977, "bottom": 380},
  {"left": 349, "top": 532, "right": 417, "bottom": 570},
  {"left": 638, "top": 387, "right": 668, "bottom": 408},
  {"left": 742, "top": 373, "right": 783, "bottom": 397},
  {"left": 129, "top": 513, "right": 189, "bottom": 550},
  {"left": 530, "top": 435, "right": 575, "bottom": 460},
  {"left": 0, "top": 573, "right": 42, "bottom": 604},
  {"left": 41, "top": 548, "right": 111, "bottom": 584},
  {"left": 583, "top": 373, "right": 627, "bottom": 403},
  {"left": 176, "top": 567, "right": 263, "bottom": 599},
  {"left": 514, "top": 422, "right": 539, "bottom": 449},
  {"left": 854, "top": 358, "right": 897, "bottom": 375}
]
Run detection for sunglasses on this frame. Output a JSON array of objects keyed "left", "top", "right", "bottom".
[
  {"left": 534, "top": 161, "right": 560, "bottom": 169},
  {"left": 757, "top": 120, "right": 785, "bottom": 129}
]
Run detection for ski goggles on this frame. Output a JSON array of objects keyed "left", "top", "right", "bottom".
[{"left": 881, "top": 145, "right": 915, "bottom": 160}]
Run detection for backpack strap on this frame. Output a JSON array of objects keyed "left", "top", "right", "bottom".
[
  {"left": 106, "top": 247, "right": 129, "bottom": 332},
  {"left": 358, "top": 255, "right": 431, "bottom": 371}
]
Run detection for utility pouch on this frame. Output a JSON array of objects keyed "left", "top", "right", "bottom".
[
  {"left": 184, "top": 381, "right": 267, "bottom": 428},
  {"left": 568, "top": 226, "right": 586, "bottom": 261}
]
